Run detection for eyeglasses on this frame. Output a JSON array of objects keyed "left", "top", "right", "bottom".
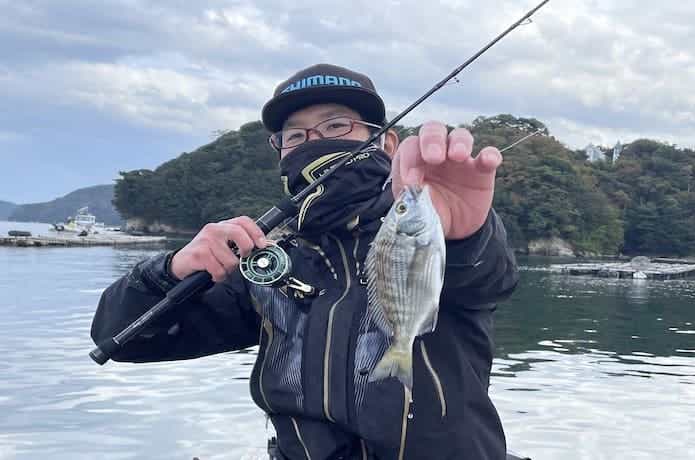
[{"left": 269, "top": 116, "right": 382, "bottom": 151}]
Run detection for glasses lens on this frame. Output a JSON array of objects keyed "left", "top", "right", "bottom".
[
  {"left": 270, "top": 132, "right": 283, "bottom": 150},
  {"left": 275, "top": 129, "right": 306, "bottom": 149},
  {"left": 316, "top": 117, "right": 352, "bottom": 139}
]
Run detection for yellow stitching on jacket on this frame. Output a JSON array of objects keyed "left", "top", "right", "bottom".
[
  {"left": 420, "top": 341, "right": 447, "bottom": 417},
  {"left": 322, "top": 236, "right": 351, "bottom": 422}
]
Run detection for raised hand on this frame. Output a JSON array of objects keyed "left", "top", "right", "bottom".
[{"left": 391, "top": 121, "right": 502, "bottom": 239}]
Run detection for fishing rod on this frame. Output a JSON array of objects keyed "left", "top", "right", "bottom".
[{"left": 89, "top": 0, "right": 551, "bottom": 365}]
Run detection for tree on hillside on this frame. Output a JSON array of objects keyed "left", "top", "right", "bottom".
[
  {"left": 591, "top": 140, "right": 695, "bottom": 255},
  {"left": 471, "top": 115, "right": 623, "bottom": 255},
  {"left": 114, "top": 122, "right": 283, "bottom": 232},
  {"left": 113, "top": 116, "right": 694, "bottom": 256}
]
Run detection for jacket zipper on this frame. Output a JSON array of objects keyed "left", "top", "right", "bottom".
[
  {"left": 419, "top": 341, "right": 447, "bottom": 418},
  {"left": 322, "top": 235, "right": 352, "bottom": 422},
  {"left": 299, "top": 238, "right": 338, "bottom": 280},
  {"left": 258, "top": 317, "right": 274, "bottom": 413},
  {"left": 398, "top": 386, "right": 411, "bottom": 460},
  {"left": 291, "top": 417, "right": 312, "bottom": 460}
]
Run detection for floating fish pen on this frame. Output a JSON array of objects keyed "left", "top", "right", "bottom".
[
  {"left": 0, "top": 233, "right": 166, "bottom": 247},
  {"left": 549, "top": 257, "right": 695, "bottom": 280}
]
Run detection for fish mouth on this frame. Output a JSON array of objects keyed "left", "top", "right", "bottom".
[
  {"left": 402, "top": 184, "right": 425, "bottom": 201},
  {"left": 403, "top": 184, "right": 423, "bottom": 194}
]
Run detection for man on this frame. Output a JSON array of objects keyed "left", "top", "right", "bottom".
[{"left": 91, "top": 63, "right": 519, "bottom": 459}]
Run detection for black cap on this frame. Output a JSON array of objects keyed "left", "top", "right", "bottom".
[{"left": 262, "top": 63, "right": 386, "bottom": 132}]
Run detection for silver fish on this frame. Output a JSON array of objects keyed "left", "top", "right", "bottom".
[{"left": 365, "top": 184, "right": 446, "bottom": 390}]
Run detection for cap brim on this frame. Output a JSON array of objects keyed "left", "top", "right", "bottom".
[{"left": 262, "top": 86, "right": 385, "bottom": 132}]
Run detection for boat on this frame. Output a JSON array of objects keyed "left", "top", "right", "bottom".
[
  {"left": 51, "top": 207, "right": 106, "bottom": 234},
  {"left": 7, "top": 230, "right": 32, "bottom": 237},
  {"left": 264, "top": 437, "right": 531, "bottom": 459}
]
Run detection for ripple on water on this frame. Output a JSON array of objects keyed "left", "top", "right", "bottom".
[
  {"left": 493, "top": 348, "right": 695, "bottom": 459},
  {"left": 3, "top": 250, "right": 695, "bottom": 459}
]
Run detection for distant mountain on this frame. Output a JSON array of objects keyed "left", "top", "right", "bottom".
[
  {"left": 0, "top": 200, "right": 17, "bottom": 220},
  {"left": 8, "top": 185, "right": 123, "bottom": 225}
]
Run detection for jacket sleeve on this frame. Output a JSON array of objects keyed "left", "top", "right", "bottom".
[
  {"left": 439, "top": 209, "right": 519, "bottom": 310},
  {"left": 90, "top": 251, "right": 261, "bottom": 363}
]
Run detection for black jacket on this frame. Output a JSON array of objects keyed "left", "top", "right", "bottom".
[{"left": 91, "top": 209, "right": 518, "bottom": 460}]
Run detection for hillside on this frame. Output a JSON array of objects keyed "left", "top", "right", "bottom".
[
  {"left": 113, "top": 116, "right": 695, "bottom": 257},
  {"left": 9, "top": 185, "right": 123, "bottom": 225},
  {"left": 0, "top": 200, "right": 17, "bottom": 220},
  {"left": 114, "top": 121, "right": 283, "bottom": 233}
]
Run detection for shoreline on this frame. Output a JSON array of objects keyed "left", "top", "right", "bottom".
[{"left": 0, "top": 233, "right": 167, "bottom": 247}]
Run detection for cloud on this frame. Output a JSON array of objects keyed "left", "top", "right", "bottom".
[
  {"left": 1, "top": 0, "right": 694, "bottom": 202},
  {"left": 3, "top": 56, "right": 275, "bottom": 133},
  {"left": 0, "top": 131, "right": 25, "bottom": 143}
]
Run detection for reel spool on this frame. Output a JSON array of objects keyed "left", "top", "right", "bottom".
[{"left": 239, "top": 243, "right": 292, "bottom": 286}]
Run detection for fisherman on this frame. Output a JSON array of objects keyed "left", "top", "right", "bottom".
[{"left": 91, "top": 63, "right": 519, "bottom": 460}]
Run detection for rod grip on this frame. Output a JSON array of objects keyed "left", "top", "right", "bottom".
[
  {"left": 89, "top": 271, "right": 214, "bottom": 366},
  {"left": 256, "top": 199, "right": 297, "bottom": 233},
  {"left": 165, "top": 271, "right": 213, "bottom": 304}
]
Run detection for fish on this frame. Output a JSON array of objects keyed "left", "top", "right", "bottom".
[{"left": 365, "top": 184, "right": 446, "bottom": 391}]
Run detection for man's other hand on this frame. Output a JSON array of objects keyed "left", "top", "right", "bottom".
[{"left": 391, "top": 122, "right": 502, "bottom": 239}]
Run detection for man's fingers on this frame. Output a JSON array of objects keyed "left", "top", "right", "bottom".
[
  {"left": 205, "top": 222, "right": 255, "bottom": 257},
  {"left": 210, "top": 238, "right": 240, "bottom": 274},
  {"left": 220, "top": 216, "right": 267, "bottom": 248},
  {"left": 204, "top": 246, "right": 229, "bottom": 282},
  {"left": 475, "top": 146, "right": 503, "bottom": 174},
  {"left": 419, "top": 121, "right": 448, "bottom": 165},
  {"left": 447, "top": 128, "right": 474, "bottom": 162},
  {"left": 398, "top": 136, "right": 425, "bottom": 186},
  {"left": 222, "top": 224, "right": 256, "bottom": 257}
]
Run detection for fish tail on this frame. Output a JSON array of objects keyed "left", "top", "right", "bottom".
[{"left": 368, "top": 341, "right": 413, "bottom": 390}]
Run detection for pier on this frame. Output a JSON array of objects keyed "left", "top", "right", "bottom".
[
  {"left": 549, "top": 257, "right": 695, "bottom": 280},
  {"left": 1, "top": 233, "right": 166, "bottom": 247}
]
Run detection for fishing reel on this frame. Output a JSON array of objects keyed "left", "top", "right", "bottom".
[
  {"left": 239, "top": 241, "right": 318, "bottom": 302},
  {"left": 239, "top": 242, "right": 292, "bottom": 286}
]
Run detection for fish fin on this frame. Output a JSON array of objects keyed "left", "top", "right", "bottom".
[
  {"left": 368, "top": 342, "right": 413, "bottom": 391},
  {"left": 420, "top": 303, "right": 439, "bottom": 335}
]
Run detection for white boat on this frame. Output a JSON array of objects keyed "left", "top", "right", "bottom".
[{"left": 52, "top": 207, "right": 106, "bottom": 234}]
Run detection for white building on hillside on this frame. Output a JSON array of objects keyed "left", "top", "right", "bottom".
[
  {"left": 585, "top": 144, "right": 605, "bottom": 162},
  {"left": 613, "top": 141, "right": 623, "bottom": 162}
]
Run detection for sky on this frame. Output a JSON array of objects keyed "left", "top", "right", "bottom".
[{"left": 2, "top": 0, "right": 694, "bottom": 204}]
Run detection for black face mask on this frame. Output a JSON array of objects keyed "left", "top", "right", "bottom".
[{"left": 279, "top": 138, "right": 394, "bottom": 234}]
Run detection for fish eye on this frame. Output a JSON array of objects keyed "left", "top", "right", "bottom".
[{"left": 395, "top": 202, "right": 408, "bottom": 215}]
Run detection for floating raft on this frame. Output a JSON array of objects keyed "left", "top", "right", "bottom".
[
  {"left": 549, "top": 258, "right": 695, "bottom": 280},
  {"left": 0, "top": 233, "right": 166, "bottom": 247}
]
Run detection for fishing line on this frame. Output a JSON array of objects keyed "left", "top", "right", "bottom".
[
  {"left": 90, "top": 0, "right": 553, "bottom": 366},
  {"left": 500, "top": 129, "right": 545, "bottom": 152}
]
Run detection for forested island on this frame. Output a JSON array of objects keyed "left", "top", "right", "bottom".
[{"left": 113, "top": 115, "right": 695, "bottom": 257}]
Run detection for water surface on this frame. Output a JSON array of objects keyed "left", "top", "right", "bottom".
[{"left": 1, "top": 247, "right": 693, "bottom": 459}]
